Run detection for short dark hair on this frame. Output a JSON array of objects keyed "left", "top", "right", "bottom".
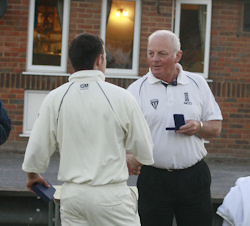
[{"left": 68, "top": 33, "right": 104, "bottom": 71}]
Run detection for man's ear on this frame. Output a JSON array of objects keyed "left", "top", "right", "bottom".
[
  {"left": 93, "top": 54, "right": 102, "bottom": 70},
  {"left": 175, "top": 50, "right": 183, "bottom": 63},
  {"left": 95, "top": 54, "right": 102, "bottom": 67}
]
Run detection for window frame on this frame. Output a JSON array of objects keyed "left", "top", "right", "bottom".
[
  {"left": 100, "top": 0, "right": 141, "bottom": 78},
  {"left": 174, "top": 0, "right": 212, "bottom": 78},
  {"left": 26, "top": 0, "right": 70, "bottom": 73}
]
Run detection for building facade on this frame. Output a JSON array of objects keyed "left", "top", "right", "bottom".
[{"left": 0, "top": 0, "right": 249, "bottom": 159}]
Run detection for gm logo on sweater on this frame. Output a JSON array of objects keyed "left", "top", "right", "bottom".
[{"left": 80, "top": 84, "right": 89, "bottom": 90}]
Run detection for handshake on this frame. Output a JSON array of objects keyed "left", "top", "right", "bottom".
[{"left": 126, "top": 152, "right": 142, "bottom": 175}]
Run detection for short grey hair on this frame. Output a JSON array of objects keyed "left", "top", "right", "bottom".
[{"left": 148, "top": 30, "right": 181, "bottom": 57}]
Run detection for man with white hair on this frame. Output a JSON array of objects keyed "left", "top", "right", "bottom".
[{"left": 128, "top": 30, "right": 223, "bottom": 226}]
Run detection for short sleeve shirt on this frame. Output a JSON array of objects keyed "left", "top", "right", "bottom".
[{"left": 128, "top": 64, "right": 223, "bottom": 169}]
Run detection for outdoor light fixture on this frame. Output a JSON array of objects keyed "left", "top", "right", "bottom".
[{"left": 115, "top": 8, "right": 128, "bottom": 17}]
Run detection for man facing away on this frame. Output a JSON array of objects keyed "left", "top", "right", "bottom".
[
  {"left": 22, "top": 33, "right": 154, "bottom": 226},
  {"left": 128, "top": 30, "right": 223, "bottom": 226}
]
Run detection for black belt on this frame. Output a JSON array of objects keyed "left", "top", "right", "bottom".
[{"left": 165, "top": 159, "right": 204, "bottom": 172}]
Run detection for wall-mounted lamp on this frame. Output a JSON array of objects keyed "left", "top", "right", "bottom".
[{"left": 115, "top": 8, "right": 128, "bottom": 17}]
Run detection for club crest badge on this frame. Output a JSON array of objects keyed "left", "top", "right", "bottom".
[{"left": 150, "top": 99, "right": 159, "bottom": 109}]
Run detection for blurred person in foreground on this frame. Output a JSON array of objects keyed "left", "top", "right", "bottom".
[
  {"left": 22, "top": 33, "right": 154, "bottom": 226},
  {"left": 0, "top": 100, "right": 11, "bottom": 145},
  {"left": 128, "top": 30, "right": 222, "bottom": 226}
]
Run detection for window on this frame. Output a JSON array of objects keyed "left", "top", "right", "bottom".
[
  {"left": 101, "top": 0, "right": 141, "bottom": 77},
  {"left": 26, "top": 0, "right": 70, "bottom": 73},
  {"left": 174, "top": 0, "right": 212, "bottom": 78},
  {"left": 243, "top": 2, "right": 250, "bottom": 32},
  {"left": 21, "top": 90, "right": 49, "bottom": 136}
]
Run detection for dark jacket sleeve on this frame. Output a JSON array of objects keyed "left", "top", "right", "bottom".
[{"left": 0, "top": 100, "right": 11, "bottom": 145}]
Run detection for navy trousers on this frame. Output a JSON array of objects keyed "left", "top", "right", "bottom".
[{"left": 137, "top": 160, "right": 213, "bottom": 226}]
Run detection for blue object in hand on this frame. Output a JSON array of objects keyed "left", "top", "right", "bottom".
[
  {"left": 173, "top": 114, "right": 185, "bottom": 130},
  {"left": 166, "top": 114, "right": 185, "bottom": 131},
  {"left": 32, "top": 181, "right": 56, "bottom": 203}
]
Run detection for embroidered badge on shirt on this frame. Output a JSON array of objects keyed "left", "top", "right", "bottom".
[
  {"left": 184, "top": 92, "right": 192, "bottom": 105},
  {"left": 80, "top": 84, "right": 89, "bottom": 90},
  {"left": 150, "top": 99, "right": 159, "bottom": 109}
]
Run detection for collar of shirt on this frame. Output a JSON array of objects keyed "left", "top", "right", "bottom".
[
  {"left": 147, "top": 63, "right": 189, "bottom": 86},
  {"left": 68, "top": 70, "right": 105, "bottom": 82}
]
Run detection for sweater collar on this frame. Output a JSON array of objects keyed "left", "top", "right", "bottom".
[{"left": 68, "top": 70, "right": 105, "bottom": 82}]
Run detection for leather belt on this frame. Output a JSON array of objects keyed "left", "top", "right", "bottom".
[{"left": 166, "top": 159, "right": 204, "bottom": 172}]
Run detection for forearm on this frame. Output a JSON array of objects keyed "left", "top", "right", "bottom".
[
  {"left": 197, "top": 120, "right": 222, "bottom": 139},
  {"left": 177, "top": 119, "right": 222, "bottom": 139}
]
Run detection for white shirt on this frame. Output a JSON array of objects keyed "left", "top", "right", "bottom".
[
  {"left": 128, "top": 64, "right": 222, "bottom": 169},
  {"left": 217, "top": 176, "right": 250, "bottom": 226},
  {"left": 22, "top": 70, "right": 154, "bottom": 185}
]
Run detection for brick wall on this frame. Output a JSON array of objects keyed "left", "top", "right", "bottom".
[
  {"left": 0, "top": 0, "right": 28, "bottom": 75},
  {"left": 208, "top": 0, "right": 250, "bottom": 159},
  {"left": 0, "top": 0, "right": 249, "bottom": 159}
]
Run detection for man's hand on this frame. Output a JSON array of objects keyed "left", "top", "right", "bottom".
[
  {"left": 126, "top": 153, "right": 142, "bottom": 175},
  {"left": 176, "top": 120, "right": 222, "bottom": 138},
  {"left": 175, "top": 120, "right": 200, "bottom": 136},
  {"left": 26, "top": 173, "right": 50, "bottom": 193}
]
